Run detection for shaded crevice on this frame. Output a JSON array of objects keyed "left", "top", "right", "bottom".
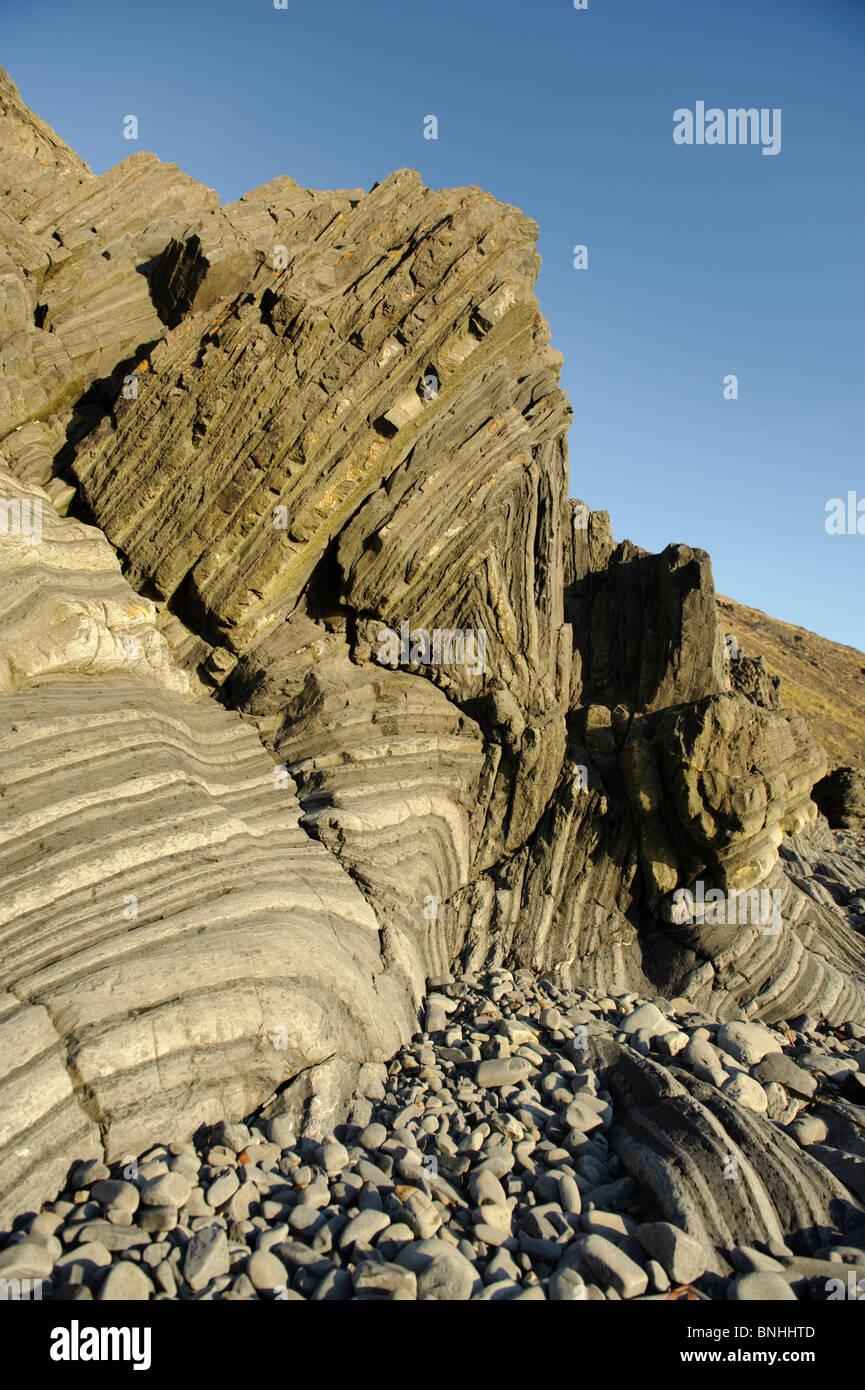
[{"left": 7, "top": 980, "right": 109, "bottom": 1162}]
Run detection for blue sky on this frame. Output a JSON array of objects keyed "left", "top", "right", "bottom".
[{"left": 4, "top": 0, "right": 863, "bottom": 649}]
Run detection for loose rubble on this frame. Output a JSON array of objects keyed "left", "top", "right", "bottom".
[{"left": 4, "top": 967, "right": 865, "bottom": 1302}]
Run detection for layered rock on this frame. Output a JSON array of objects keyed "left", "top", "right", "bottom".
[
  {"left": 0, "top": 64, "right": 863, "bottom": 1229},
  {"left": 0, "top": 69, "right": 218, "bottom": 471},
  {"left": 0, "top": 469, "right": 410, "bottom": 1225},
  {"left": 588, "top": 1034, "right": 859, "bottom": 1269}
]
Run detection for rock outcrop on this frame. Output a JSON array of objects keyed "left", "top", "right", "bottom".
[
  {"left": 814, "top": 767, "right": 865, "bottom": 832},
  {"left": 0, "top": 467, "right": 410, "bottom": 1226},
  {"left": 1, "top": 65, "right": 863, "bottom": 1231},
  {"left": 717, "top": 593, "right": 865, "bottom": 776}
]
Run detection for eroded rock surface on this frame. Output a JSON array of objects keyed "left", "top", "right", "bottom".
[
  {"left": 1, "top": 64, "right": 863, "bottom": 1233},
  {"left": 814, "top": 767, "right": 865, "bottom": 832},
  {"left": 0, "top": 471, "right": 411, "bottom": 1225}
]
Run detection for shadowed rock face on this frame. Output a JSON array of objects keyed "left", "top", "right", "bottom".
[
  {"left": 0, "top": 65, "right": 863, "bottom": 1227},
  {"left": 814, "top": 767, "right": 865, "bottom": 832}
]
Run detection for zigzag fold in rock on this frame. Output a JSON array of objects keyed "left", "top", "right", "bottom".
[{"left": 0, "top": 64, "right": 863, "bottom": 1226}]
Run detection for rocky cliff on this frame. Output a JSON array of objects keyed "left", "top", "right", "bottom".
[
  {"left": 1, "top": 66, "right": 864, "bottom": 1244},
  {"left": 717, "top": 595, "right": 865, "bottom": 776}
]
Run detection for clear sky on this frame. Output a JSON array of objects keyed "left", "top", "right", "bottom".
[{"left": 4, "top": 0, "right": 863, "bottom": 649}]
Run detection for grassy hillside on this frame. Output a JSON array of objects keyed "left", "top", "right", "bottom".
[{"left": 717, "top": 596, "right": 865, "bottom": 773}]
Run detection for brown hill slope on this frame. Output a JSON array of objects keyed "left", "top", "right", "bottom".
[{"left": 718, "top": 595, "right": 865, "bottom": 772}]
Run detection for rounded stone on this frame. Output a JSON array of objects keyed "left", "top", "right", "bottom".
[
  {"left": 716, "top": 1021, "right": 782, "bottom": 1066},
  {"left": 69, "top": 1159, "right": 111, "bottom": 1188},
  {"left": 315, "top": 1141, "right": 349, "bottom": 1175},
  {"left": 339, "top": 1209, "right": 391, "bottom": 1250},
  {"left": 140, "top": 1172, "right": 192, "bottom": 1209},
  {"left": 540, "top": 1008, "right": 564, "bottom": 1031},
  {"left": 752, "top": 1053, "right": 817, "bottom": 1098},
  {"left": 211, "top": 1121, "right": 251, "bottom": 1154},
  {"left": 620, "top": 1002, "right": 668, "bottom": 1037},
  {"left": 550, "top": 1268, "right": 587, "bottom": 1300},
  {"left": 396, "top": 1238, "right": 481, "bottom": 1300},
  {"left": 579, "top": 1233, "right": 648, "bottom": 1299},
  {"left": 288, "top": 1204, "right": 325, "bottom": 1237},
  {"left": 0, "top": 1240, "right": 54, "bottom": 1281},
  {"left": 358, "top": 1123, "right": 388, "bottom": 1152},
  {"left": 728, "top": 1272, "right": 797, "bottom": 1301},
  {"left": 476, "top": 1057, "right": 534, "bottom": 1089},
  {"left": 790, "top": 1114, "right": 829, "bottom": 1147},
  {"left": 183, "top": 1225, "right": 230, "bottom": 1292},
  {"left": 91, "top": 1180, "right": 140, "bottom": 1213},
  {"left": 136, "top": 1206, "right": 177, "bottom": 1233},
  {"left": 247, "top": 1249, "right": 288, "bottom": 1293},
  {"left": 636, "top": 1222, "right": 708, "bottom": 1285},
  {"left": 206, "top": 1169, "right": 240, "bottom": 1208},
  {"left": 722, "top": 1072, "right": 769, "bottom": 1113},
  {"left": 98, "top": 1261, "right": 154, "bottom": 1300},
  {"left": 558, "top": 1174, "right": 582, "bottom": 1215}
]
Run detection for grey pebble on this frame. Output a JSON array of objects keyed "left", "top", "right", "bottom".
[
  {"left": 183, "top": 1225, "right": 230, "bottom": 1292},
  {"left": 246, "top": 1249, "right": 287, "bottom": 1293},
  {"left": 140, "top": 1172, "right": 191, "bottom": 1209},
  {"left": 98, "top": 1261, "right": 153, "bottom": 1300},
  {"left": 396, "top": 1238, "right": 482, "bottom": 1300},
  {"left": 728, "top": 1272, "right": 798, "bottom": 1301},
  {"left": 636, "top": 1221, "right": 708, "bottom": 1285},
  {"left": 207, "top": 1170, "right": 240, "bottom": 1208},
  {"left": 339, "top": 1209, "right": 390, "bottom": 1250},
  {"left": 577, "top": 1234, "right": 649, "bottom": 1299}
]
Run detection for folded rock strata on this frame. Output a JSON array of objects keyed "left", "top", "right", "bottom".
[
  {"left": 0, "top": 468, "right": 410, "bottom": 1225},
  {"left": 0, "top": 65, "right": 863, "bottom": 1226},
  {"left": 588, "top": 1035, "right": 859, "bottom": 1271}
]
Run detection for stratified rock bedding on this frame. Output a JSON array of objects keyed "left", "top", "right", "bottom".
[
  {"left": 0, "top": 64, "right": 864, "bottom": 1283},
  {"left": 0, "top": 468, "right": 411, "bottom": 1228}
]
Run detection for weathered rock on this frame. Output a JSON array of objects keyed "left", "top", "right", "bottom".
[
  {"left": 588, "top": 1036, "right": 861, "bottom": 1272},
  {"left": 635, "top": 1221, "right": 708, "bottom": 1285},
  {"left": 573, "top": 1234, "right": 648, "bottom": 1299},
  {"left": 183, "top": 1225, "right": 230, "bottom": 1292},
  {"left": 396, "top": 1238, "right": 482, "bottom": 1300},
  {"left": 813, "top": 767, "right": 865, "bottom": 832},
  {"left": 98, "top": 1261, "right": 153, "bottom": 1301},
  {"left": 722, "top": 1073, "right": 769, "bottom": 1114},
  {"left": 476, "top": 1058, "right": 534, "bottom": 1089},
  {"left": 716, "top": 1022, "right": 782, "bottom": 1067},
  {"left": 246, "top": 1250, "right": 287, "bottom": 1293},
  {"left": 752, "top": 1054, "right": 817, "bottom": 1099},
  {"left": 0, "top": 63, "right": 863, "bottom": 1238},
  {"left": 0, "top": 470, "right": 413, "bottom": 1221}
]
